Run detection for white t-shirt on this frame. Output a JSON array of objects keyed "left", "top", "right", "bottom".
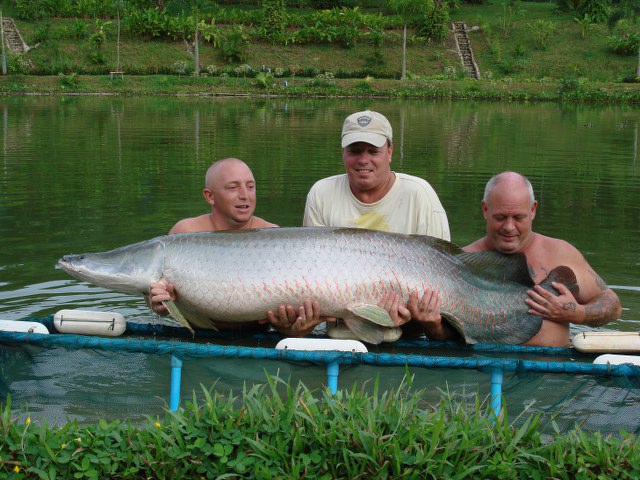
[{"left": 303, "top": 173, "right": 451, "bottom": 240}]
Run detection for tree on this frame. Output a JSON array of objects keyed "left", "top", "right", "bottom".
[
  {"left": 165, "top": 0, "right": 215, "bottom": 75},
  {"left": 608, "top": 0, "right": 640, "bottom": 78},
  {"left": 112, "top": 0, "right": 124, "bottom": 74},
  {"left": 388, "top": 0, "right": 434, "bottom": 80}
]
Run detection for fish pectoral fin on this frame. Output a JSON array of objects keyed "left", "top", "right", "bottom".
[
  {"left": 343, "top": 316, "right": 385, "bottom": 345},
  {"left": 440, "top": 311, "right": 477, "bottom": 344},
  {"left": 165, "top": 300, "right": 221, "bottom": 334},
  {"left": 346, "top": 303, "right": 395, "bottom": 327},
  {"left": 165, "top": 301, "right": 196, "bottom": 334}
]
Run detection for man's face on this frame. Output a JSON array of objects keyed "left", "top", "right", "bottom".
[
  {"left": 483, "top": 184, "right": 537, "bottom": 254},
  {"left": 207, "top": 162, "right": 257, "bottom": 225},
  {"left": 342, "top": 141, "right": 393, "bottom": 193}
]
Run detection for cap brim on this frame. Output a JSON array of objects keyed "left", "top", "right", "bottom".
[{"left": 341, "top": 132, "right": 387, "bottom": 148}]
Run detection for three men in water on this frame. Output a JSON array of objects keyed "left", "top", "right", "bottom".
[{"left": 148, "top": 121, "right": 621, "bottom": 347}]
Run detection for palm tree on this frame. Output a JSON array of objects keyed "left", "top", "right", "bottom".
[{"left": 388, "top": 0, "right": 434, "bottom": 80}]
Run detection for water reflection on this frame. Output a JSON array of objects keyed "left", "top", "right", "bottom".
[{"left": 0, "top": 97, "right": 638, "bottom": 333}]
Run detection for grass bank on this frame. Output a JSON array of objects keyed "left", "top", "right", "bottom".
[
  {"left": 3, "top": 73, "right": 640, "bottom": 103},
  {"left": 3, "top": 0, "right": 640, "bottom": 102},
  {"left": 2, "top": 377, "right": 639, "bottom": 479}
]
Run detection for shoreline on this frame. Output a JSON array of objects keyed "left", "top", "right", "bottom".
[{"left": 3, "top": 75, "right": 640, "bottom": 104}]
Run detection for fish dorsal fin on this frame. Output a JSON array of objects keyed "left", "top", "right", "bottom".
[
  {"left": 409, "top": 233, "right": 533, "bottom": 286},
  {"left": 457, "top": 251, "right": 534, "bottom": 287},
  {"left": 412, "top": 234, "right": 465, "bottom": 255}
]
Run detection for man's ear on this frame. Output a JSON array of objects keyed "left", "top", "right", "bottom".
[
  {"left": 531, "top": 200, "right": 538, "bottom": 219},
  {"left": 203, "top": 189, "right": 214, "bottom": 206}
]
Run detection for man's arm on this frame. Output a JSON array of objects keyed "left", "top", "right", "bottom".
[
  {"left": 526, "top": 249, "right": 622, "bottom": 327},
  {"left": 583, "top": 288, "right": 622, "bottom": 326},
  {"left": 527, "top": 282, "right": 621, "bottom": 327}
]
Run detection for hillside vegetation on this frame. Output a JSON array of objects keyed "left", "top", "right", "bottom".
[{"left": 2, "top": 0, "right": 640, "bottom": 99}]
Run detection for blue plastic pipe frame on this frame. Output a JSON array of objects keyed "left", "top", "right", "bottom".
[
  {"left": 170, "top": 354, "right": 183, "bottom": 412},
  {"left": 327, "top": 360, "right": 340, "bottom": 394},
  {"left": 168, "top": 356, "right": 503, "bottom": 412},
  {"left": 170, "top": 357, "right": 340, "bottom": 411},
  {"left": 490, "top": 366, "right": 504, "bottom": 420}
]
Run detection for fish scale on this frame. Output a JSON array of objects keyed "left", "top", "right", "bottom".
[{"left": 58, "top": 227, "right": 577, "bottom": 345}]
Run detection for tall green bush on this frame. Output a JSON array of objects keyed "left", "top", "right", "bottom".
[
  {"left": 415, "top": 1, "right": 449, "bottom": 42},
  {"left": 577, "top": 0, "right": 610, "bottom": 23},
  {"left": 259, "top": 0, "right": 289, "bottom": 44}
]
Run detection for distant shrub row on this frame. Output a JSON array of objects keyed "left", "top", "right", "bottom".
[{"left": 14, "top": 0, "right": 450, "bottom": 46}]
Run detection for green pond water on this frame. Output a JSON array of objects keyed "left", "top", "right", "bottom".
[{"left": 0, "top": 96, "right": 639, "bottom": 428}]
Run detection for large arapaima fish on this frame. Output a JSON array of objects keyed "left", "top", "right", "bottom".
[{"left": 58, "top": 227, "right": 578, "bottom": 345}]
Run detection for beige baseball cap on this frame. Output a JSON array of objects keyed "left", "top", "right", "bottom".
[{"left": 341, "top": 110, "right": 393, "bottom": 148}]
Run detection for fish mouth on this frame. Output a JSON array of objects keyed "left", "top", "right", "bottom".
[{"left": 57, "top": 255, "right": 77, "bottom": 271}]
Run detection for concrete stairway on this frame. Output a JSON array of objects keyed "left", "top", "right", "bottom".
[
  {"left": 452, "top": 21, "right": 479, "bottom": 79},
  {"left": 2, "top": 17, "right": 30, "bottom": 55}
]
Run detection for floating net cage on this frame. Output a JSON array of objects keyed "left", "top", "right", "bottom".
[{"left": 1, "top": 316, "right": 639, "bottom": 436}]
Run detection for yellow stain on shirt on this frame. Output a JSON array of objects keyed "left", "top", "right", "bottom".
[{"left": 355, "top": 212, "right": 389, "bottom": 231}]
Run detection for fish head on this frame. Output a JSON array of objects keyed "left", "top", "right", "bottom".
[{"left": 58, "top": 238, "right": 165, "bottom": 296}]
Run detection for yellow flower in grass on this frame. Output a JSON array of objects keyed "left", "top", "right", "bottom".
[
  {"left": 154, "top": 422, "right": 161, "bottom": 429},
  {"left": 25, "top": 417, "right": 31, "bottom": 425},
  {"left": 13, "top": 466, "right": 19, "bottom": 473}
]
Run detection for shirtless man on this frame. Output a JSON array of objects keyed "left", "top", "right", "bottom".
[
  {"left": 414, "top": 171, "right": 622, "bottom": 347},
  {"left": 148, "top": 157, "right": 320, "bottom": 336}
]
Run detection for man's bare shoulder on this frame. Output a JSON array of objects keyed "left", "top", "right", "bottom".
[
  {"left": 251, "top": 217, "right": 278, "bottom": 229},
  {"left": 533, "top": 234, "right": 584, "bottom": 262},
  {"left": 168, "top": 215, "right": 212, "bottom": 234},
  {"left": 462, "top": 237, "right": 489, "bottom": 252}
]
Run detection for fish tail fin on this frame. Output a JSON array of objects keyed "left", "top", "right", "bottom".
[{"left": 538, "top": 266, "right": 579, "bottom": 299}]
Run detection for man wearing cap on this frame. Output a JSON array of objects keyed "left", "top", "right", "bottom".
[
  {"left": 299, "top": 110, "right": 450, "bottom": 339},
  {"left": 303, "top": 110, "right": 450, "bottom": 239}
]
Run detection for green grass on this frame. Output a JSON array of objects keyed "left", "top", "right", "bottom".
[
  {"left": 1, "top": 375, "right": 639, "bottom": 479},
  {"left": 3, "top": 1, "right": 640, "bottom": 100},
  {"left": 451, "top": 1, "right": 635, "bottom": 82}
]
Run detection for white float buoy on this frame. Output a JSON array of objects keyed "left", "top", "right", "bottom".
[
  {"left": 276, "top": 337, "right": 368, "bottom": 353},
  {"left": 54, "top": 309, "right": 126, "bottom": 337}
]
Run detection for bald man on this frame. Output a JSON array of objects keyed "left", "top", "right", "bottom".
[
  {"left": 148, "top": 158, "right": 320, "bottom": 335},
  {"left": 414, "top": 171, "right": 621, "bottom": 347}
]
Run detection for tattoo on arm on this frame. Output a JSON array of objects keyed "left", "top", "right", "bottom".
[
  {"left": 584, "top": 291, "right": 619, "bottom": 326},
  {"left": 562, "top": 302, "right": 577, "bottom": 312},
  {"left": 589, "top": 270, "right": 607, "bottom": 292}
]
